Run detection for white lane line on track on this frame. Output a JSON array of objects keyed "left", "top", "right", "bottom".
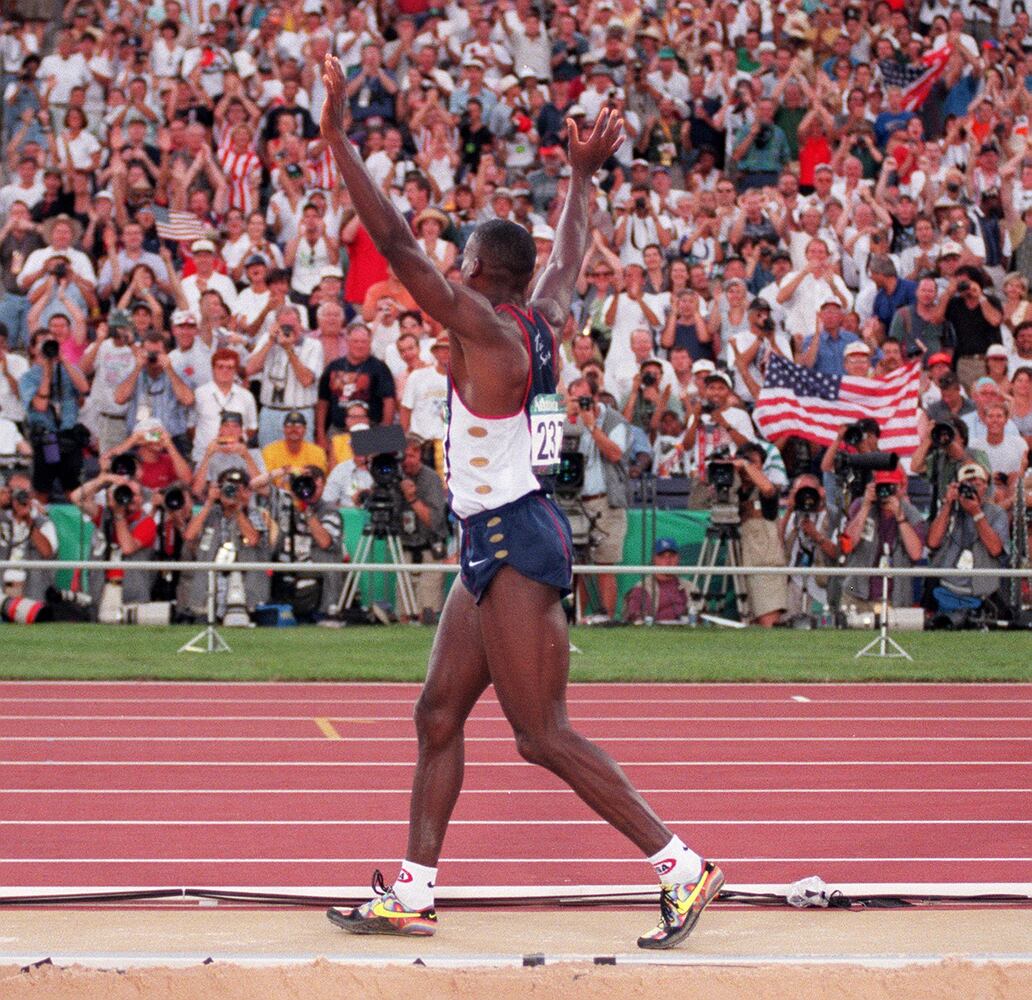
[
  {"left": 2, "top": 714, "right": 1028, "bottom": 723},
  {"left": 3, "top": 736, "right": 1030, "bottom": 742},
  {"left": 2, "top": 856, "right": 1030, "bottom": 864},
  {"left": 3, "top": 680, "right": 1028, "bottom": 686},
  {"left": 4, "top": 788, "right": 1029, "bottom": 794},
  {"left": 3, "top": 759, "right": 1030, "bottom": 766},
  {"left": 1, "top": 818, "right": 1029, "bottom": 826}
]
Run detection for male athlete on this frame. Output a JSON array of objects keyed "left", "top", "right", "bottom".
[{"left": 320, "top": 54, "right": 723, "bottom": 949}]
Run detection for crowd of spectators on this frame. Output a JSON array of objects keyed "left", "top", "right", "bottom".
[{"left": 0, "top": 0, "right": 1031, "bottom": 629}]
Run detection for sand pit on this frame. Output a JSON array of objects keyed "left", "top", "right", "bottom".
[{"left": 3, "top": 959, "right": 1032, "bottom": 1000}]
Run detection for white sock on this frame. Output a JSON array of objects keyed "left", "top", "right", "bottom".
[
  {"left": 648, "top": 836, "right": 703, "bottom": 886},
  {"left": 391, "top": 860, "right": 437, "bottom": 911}
]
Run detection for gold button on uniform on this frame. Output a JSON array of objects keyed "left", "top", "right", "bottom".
[
  {"left": 494, "top": 550, "right": 508, "bottom": 559},
  {"left": 489, "top": 533, "right": 504, "bottom": 543}
]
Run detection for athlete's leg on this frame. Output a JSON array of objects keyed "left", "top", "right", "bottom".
[
  {"left": 404, "top": 580, "right": 491, "bottom": 866},
  {"left": 478, "top": 566, "right": 671, "bottom": 856}
]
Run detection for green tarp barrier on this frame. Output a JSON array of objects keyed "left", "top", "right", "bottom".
[{"left": 45, "top": 505, "right": 715, "bottom": 608}]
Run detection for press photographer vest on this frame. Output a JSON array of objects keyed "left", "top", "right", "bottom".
[{"left": 445, "top": 304, "right": 559, "bottom": 519}]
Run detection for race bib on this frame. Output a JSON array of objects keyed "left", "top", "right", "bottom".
[{"left": 530, "top": 393, "right": 564, "bottom": 474}]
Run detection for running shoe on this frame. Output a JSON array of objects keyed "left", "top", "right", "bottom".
[
  {"left": 326, "top": 870, "right": 438, "bottom": 937},
  {"left": 637, "top": 860, "right": 725, "bottom": 950}
]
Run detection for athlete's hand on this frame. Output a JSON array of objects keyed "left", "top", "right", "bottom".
[
  {"left": 320, "top": 55, "right": 351, "bottom": 140},
  {"left": 567, "top": 107, "right": 624, "bottom": 179}
]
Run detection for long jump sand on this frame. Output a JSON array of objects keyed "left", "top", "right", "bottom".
[{"left": 2, "top": 906, "right": 1031, "bottom": 998}]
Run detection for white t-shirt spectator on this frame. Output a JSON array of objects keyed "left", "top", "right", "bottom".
[
  {"left": 235, "top": 286, "right": 270, "bottom": 327},
  {"left": 192, "top": 382, "right": 258, "bottom": 462},
  {"left": 401, "top": 365, "right": 448, "bottom": 441},
  {"left": 0, "top": 179, "right": 44, "bottom": 218},
  {"left": 972, "top": 434, "right": 1027, "bottom": 476},
  {"left": 0, "top": 351, "right": 29, "bottom": 421},
  {"left": 181, "top": 271, "right": 239, "bottom": 317},
  {"left": 86, "top": 339, "right": 136, "bottom": 418},
  {"left": 20, "top": 246, "right": 97, "bottom": 290},
  {"left": 170, "top": 340, "right": 213, "bottom": 388},
  {"left": 777, "top": 270, "right": 852, "bottom": 339},
  {"left": 36, "top": 52, "right": 90, "bottom": 104},
  {"left": 0, "top": 415, "right": 24, "bottom": 457}
]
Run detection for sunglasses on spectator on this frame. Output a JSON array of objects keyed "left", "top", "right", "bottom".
[{"left": 590, "top": 270, "right": 614, "bottom": 277}]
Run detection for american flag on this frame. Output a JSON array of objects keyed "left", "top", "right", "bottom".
[
  {"left": 902, "top": 45, "right": 952, "bottom": 112},
  {"left": 754, "top": 354, "right": 921, "bottom": 457},
  {"left": 150, "top": 205, "right": 210, "bottom": 243}
]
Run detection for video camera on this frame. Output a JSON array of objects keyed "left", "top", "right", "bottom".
[
  {"left": 351, "top": 425, "right": 407, "bottom": 536},
  {"left": 707, "top": 447, "right": 740, "bottom": 526}
]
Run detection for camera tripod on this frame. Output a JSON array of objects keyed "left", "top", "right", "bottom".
[
  {"left": 334, "top": 524, "right": 418, "bottom": 622},
  {"left": 691, "top": 518, "right": 749, "bottom": 620}
]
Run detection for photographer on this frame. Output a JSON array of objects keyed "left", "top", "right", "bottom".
[
  {"left": 927, "top": 464, "right": 1009, "bottom": 617},
  {"left": 102, "top": 419, "right": 194, "bottom": 493},
  {"left": 780, "top": 474, "right": 840, "bottom": 620},
  {"left": 563, "top": 376, "right": 631, "bottom": 623},
  {"left": 70, "top": 473, "right": 157, "bottom": 619},
  {"left": 245, "top": 304, "right": 323, "bottom": 447},
  {"left": 80, "top": 310, "right": 137, "bottom": 455},
  {"left": 944, "top": 268, "right": 1003, "bottom": 389},
  {"left": 820, "top": 414, "right": 881, "bottom": 509},
  {"left": 269, "top": 464, "right": 346, "bottom": 623},
  {"left": 0, "top": 471, "right": 57, "bottom": 602},
  {"left": 910, "top": 415, "right": 987, "bottom": 519},
  {"left": 149, "top": 479, "right": 193, "bottom": 610},
  {"left": 622, "top": 359, "right": 672, "bottom": 442},
  {"left": 683, "top": 371, "right": 756, "bottom": 477},
  {"left": 842, "top": 467, "right": 926, "bottom": 612},
  {"left": 613, "top": 184, "right": 673, "bottom": 267},
  {"left": 731, "top": 97, "right": 791, "bottom": 190},
  {"left": 397, "top": 434, "right": 449, "bottom": 623},
  {"left": 182, "top": 468, "right": 268, "bottom": 622},
  {"left": 192, "top": 411, "right": 264, "bottom": 498},
  {"left": 115, "top": 330, "right": 196, "bottom": 455},
  {"left": 19, "top": 329, "right": 89, "bottom": 500},
  {"left": 734, "top": 441, "right": 788, "bottom": 628}
]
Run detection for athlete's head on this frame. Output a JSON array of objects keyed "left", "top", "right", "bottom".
[{"left": 461, "top": 219, "right": 537, "bottom": 299}]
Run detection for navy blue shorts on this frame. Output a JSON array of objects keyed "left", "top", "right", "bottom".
[{"left": 460, "top": 491, "right": 574, "bottom": 603}]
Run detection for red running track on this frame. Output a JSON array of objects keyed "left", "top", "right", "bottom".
[{"left": 0, "top": 681, "right": 1030, "bottom": 894}]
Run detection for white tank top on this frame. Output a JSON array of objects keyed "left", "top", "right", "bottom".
[{"left": 446, "top": 304, "right": 559, "bottom": 519}]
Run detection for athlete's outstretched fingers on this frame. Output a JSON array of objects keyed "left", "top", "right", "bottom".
[
  {"left": 405, "top": 581, "right": 491, "bottom": 866},
  {"left": 478, "top": 567, "right": 671, "bottom": 856}
]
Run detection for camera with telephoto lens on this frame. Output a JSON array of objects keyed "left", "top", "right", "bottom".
[
  {"left": 41, "top": 338, "right": 60, "bottom": 360},
  {"left": 758, "top": 316, "right": 775, "bottom": 334},
  {"left": 957, "top": 279, "right": 971, "bottom": 293},
  {"left": 754, "top": 124, "right": 773, "bottom": 149},
  {"left": 163, "top": 485, "right": 186, "bottom": 511},
  {"left": 843, "top": 421, "right": 865, "bottom": 448},
  {"left": 112, "top": 483, "right": 134, "bottom": 507},
  {"left": 52, "top": 262, "right": 67, "bottom": 280},
  {"left": 700, "top": 400, "right": 717, "bottom": 415},
  {"left": 958, "top": 481, "right": 978, "bottom": 501},
  {"left": 932, "top": 421, "right": 956, "bottom": 448},
  {"left": 110, "top": 453, "right": 137, "bottom": 478},
  {"left": 290, "top": 472, "right": 317, "bottom": 502},
  {"left": 641, "top": 371, "right": 657, "bottom": 388},
  {"left": 220, "top": 481, "right": 240, "bottom": 500},
  {"left": 578, "top": 395, "right": 593, "bottom": 411},
  {"left": 793, "top": 485, "right": 820, "bottom": 513},
  {"left": 12, "top": 488, "right": 31, "bottom": 506},
  {"left": 634, "top": 196, "right": 647, "bottom": 211},
  {"left": 875, "top": 482, "right": 896, "bottom": 501}
]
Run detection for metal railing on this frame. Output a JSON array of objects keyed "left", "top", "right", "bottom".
[{"left": 0, "top": 558, "right": 1028, "bottom": 579}]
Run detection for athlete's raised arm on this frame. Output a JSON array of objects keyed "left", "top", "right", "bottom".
[
  {"left": 319, "top": 55, "right": 499, "bottom": 343},
  {"left": 530, "top": 109, "right": 624, "bottom": 329}
]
